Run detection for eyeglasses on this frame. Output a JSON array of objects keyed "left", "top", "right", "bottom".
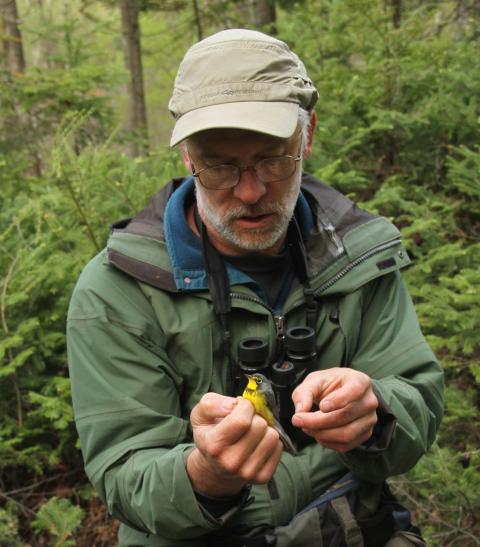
[{"left": 189, "top": 151, "right": 302, "bottom": 190}]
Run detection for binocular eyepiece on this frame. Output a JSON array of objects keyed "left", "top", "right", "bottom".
[
  {"left": 238, "top": 337, "right": 269, "bottom": 375},
  {"left": 238, "top": 326, "right": 316, "bottom": 381},
  {"left": 284, "top": 326, "right": 316, "bottom": 369}
]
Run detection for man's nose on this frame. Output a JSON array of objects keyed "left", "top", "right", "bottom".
[{"left": 232, "top": 166, "right": 267, "bottom": 204}]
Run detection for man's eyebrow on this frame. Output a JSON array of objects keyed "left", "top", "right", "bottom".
[
  {"left": 186, "top": 145, "right": 227, "bottom": 163},
  {"left": 199, "top": 153, "right": 229, "bottom": 162},
  {"left": 259, "top": 133, "right": 302, "bottom": 155},
  {"left": 259, "top": 141, "right": 288, "bottom": 155}
]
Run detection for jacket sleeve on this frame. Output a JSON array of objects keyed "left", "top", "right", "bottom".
[
  {"left": 340, "top": 270, "right": 444, "bottom": 481},
  {"left": 67, "top": 253, "right": 223, "bottom": 539},
  {"left": 67, "top": 252, "right": 319, "bottom": 540}
]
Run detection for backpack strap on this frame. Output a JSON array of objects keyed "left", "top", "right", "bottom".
[
  {"left": 297, "top": 471, "right": 360, "bottom": 514},
  {"left": 331, "top": 496, "right": 365, "bottom": 547}
]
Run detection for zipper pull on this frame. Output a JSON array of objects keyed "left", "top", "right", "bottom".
[
  {"left": 274, "top": 315, "right": 285, "bottom": 339},
  {"left": 324, "top": 222, "right": 344, "bottom": 255},
  {"left": 273, "top": 314, "right": 286, "bottom": 365}
]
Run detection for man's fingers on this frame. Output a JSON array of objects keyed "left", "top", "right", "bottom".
[
  {"left": 292, "top": 394, "right": 377, "bottom": 430},
  {"left": 252, "top": 436, "right": 284, "bottom": 484},
  {"left": 191, "top": 392, "right": 238, "bottom": 425},
  {"left": 291, "top": 368, "right": 344, "bottom": 412},
  {"left": 318, "top": 378, "right": 370, "bottom": 412},
  {"left": 290, "top": 368, "right": 379, "bottom": 453},
  {"left": 205, "top": 397, "right": 256, "bottom": 449},
  {"left": 233, "top": 425, "right": 282, "bottom": 483},
  {"left": 301, "top": 413, "right": 376, "bottom": 452},
  {"left": 292, "top": 368, "right": 373, "bottom": 414},
  {"left": 291, "top": 381, "right": 315, "bottom": 413},
  {"left": 205, "top": 415, "right": 282, "bottom": 484}
]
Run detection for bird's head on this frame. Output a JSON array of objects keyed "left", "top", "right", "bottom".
[{"left": 245, "top": 373, "right": 267, "bottom": 391}]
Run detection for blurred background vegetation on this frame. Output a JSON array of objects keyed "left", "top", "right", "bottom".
[{"left": 0, "top": 0, "right": 479, "bottom": 545}]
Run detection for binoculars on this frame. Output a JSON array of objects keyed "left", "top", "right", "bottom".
[{"left": 237, "top": 326, "right": 318, "bottom": 446}]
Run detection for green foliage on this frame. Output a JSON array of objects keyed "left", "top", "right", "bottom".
[
  {"left": 0, "top": 65, "right": 117, "bottom": 188},
  {"left": 448, "top": 144, "right": 480, "bottom": 191},
  {"left": 32, "top": 497, "right": 84, "bottom": 547},
  {"left": 0, "top": 504, "right": 21, "bottom": 547},
  {"left": 0, "top": 117, "right": 182, "bottom": 472},
  {"left": 391, "top": 442, "right": 480, "bottom": 546}
]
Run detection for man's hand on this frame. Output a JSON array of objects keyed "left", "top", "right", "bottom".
[
  {"left": 187, "top": 393, "right": 283, "bottom": 497},
  {"left": 291, "top": 368, "right": 378, "bottom": 452}
]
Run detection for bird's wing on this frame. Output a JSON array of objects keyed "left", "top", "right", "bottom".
[
  {"left": 273, "top": 418, "right": 298, "bottom": 456},
  {"left": 264, "top": 384, "right": 280, "bottom": 421}
]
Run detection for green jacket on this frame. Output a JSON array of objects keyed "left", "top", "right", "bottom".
[{"left": 67, "top": 174, "right": 444, "bottom": 546}]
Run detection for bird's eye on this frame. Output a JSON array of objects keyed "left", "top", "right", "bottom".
[{"left": 255, "top": 376, "right": 262, "bottom": 384}]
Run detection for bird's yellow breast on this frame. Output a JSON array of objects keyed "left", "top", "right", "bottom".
[{"left": 242, "top": 387, "right": 275, "bottom": 426}]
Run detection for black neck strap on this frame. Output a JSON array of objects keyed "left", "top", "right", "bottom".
[
  {"left": 195, "top": 207, "right": 237, "bottom": 394},
  {"left": 286, "top": 217, "right": 318, "bottom": 330}
]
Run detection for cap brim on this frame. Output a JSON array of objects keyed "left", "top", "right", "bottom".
[{"left": 170, "top": 102, "right": 299, "bottom": 146}]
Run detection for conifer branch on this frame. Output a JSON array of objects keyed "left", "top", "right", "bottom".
[{"left": 0, "top": 252, "right": 23, "bottom": 427}]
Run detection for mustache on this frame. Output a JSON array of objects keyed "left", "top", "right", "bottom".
[{"left": 224, "top": 202, "right": 281, "bottom": 221}]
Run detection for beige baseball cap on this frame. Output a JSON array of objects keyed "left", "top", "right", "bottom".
[{"left": 169, "top": 29, "right": 318, "bottom": 146}]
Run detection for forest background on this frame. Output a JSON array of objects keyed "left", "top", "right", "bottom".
[{"left": 0, "top": 0, "right": 479, "bottom": 545}]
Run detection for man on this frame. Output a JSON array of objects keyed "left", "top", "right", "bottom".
[{"left": 67, "top": 29, "right": 444, "bottom": 546}]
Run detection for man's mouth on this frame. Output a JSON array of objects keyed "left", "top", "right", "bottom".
[{"left": 234, "top": 213, "right": 273, "bottom": 228}]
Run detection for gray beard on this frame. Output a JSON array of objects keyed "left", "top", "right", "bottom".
[{"left": 195, "top": 179, "right": 301, "bottom": 252}]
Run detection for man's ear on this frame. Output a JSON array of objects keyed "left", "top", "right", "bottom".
[
  {"left": 180, "top": 144, "right": 192, "bottom": 173},
  {"left": 302, "top": 110, "right": 317, "bottom": 159}
]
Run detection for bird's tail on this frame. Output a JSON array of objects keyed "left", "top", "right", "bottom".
[{"left": 274, "top": 419, "right": 298, "bottom": 456}]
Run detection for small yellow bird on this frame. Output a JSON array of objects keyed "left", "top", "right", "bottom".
[{"left": 242, "top": 373, "right": 298, "bottom": 456}]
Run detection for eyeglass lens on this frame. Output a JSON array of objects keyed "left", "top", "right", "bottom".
[{"left": 196, "top": 156, "right": 299, "bottom": 189}]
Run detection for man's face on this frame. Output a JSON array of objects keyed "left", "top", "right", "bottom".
[{"left": 184, "top": 128, "right": 303, "bottom": 256}]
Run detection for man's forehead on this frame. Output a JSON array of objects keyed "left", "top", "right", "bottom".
[{"left": 187, "top": 127, "right": 299, "bottom": 156}]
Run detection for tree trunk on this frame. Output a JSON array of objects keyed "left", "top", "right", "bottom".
[
  {"left": 0, "top": 0, "right": 26, "bottom": 74},
  {"left": 231, "top": 0, "right": 252, "bottom": 27},
  {"left": 391, "top": 0, "right": 401, "bottom": 29},
  {"left": 0, "top": 0, "right": 43, "bottom": 176},
  {"left": 120, "top": 0, "right": 149, "bottom": 157},
  {"left": 192, "top": 0, "right": 203, "bottom": 41},
  {"left": 253, "top": 0, "right": 276, "bottom": 34}
]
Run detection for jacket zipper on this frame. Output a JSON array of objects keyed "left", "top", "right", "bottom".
[
  {"left": 284, "top": 238, "right": 403, "bottom": 312},
  {"left": 230, "top": 292, "right": 286, "bottom": 339},
  {"left": 230, "top": 238, "right": 401, "bottom": 333},
  {"left": 315, "top": 238, "right": 402, "bottom": 295}
]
